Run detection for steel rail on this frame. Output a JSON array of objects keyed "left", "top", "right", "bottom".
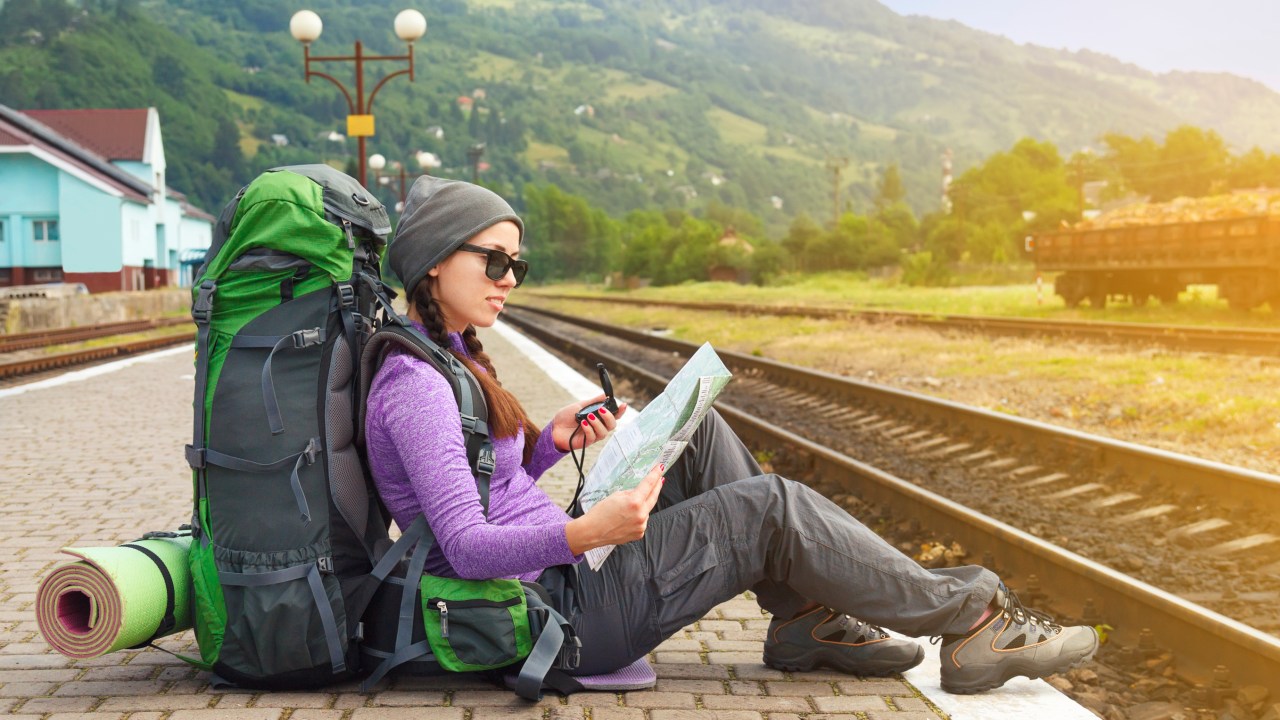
[
  {"left": 509, "top": 303, "right": 1280, "bottom": 511},
  {"left": 0, "top": 332, "right": 193, "bottom": 379},
  {"left": 527, "top": 293, "right": 1280, "bottom": 356},
  {"left": 499, "top": 308, "right": 1280, "bottom": 699},
  {"left": 0, "top": 317, "right": 191, "bottom": 353}
]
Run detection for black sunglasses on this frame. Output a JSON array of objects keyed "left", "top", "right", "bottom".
[{"left": 457, "top": 243, "right": 529, "bottom": 287}]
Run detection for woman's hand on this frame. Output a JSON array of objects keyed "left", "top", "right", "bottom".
[
  {"left": 565, "top": 463, "right": 664, "bottom": 554},
  {"left": 551, "top": 394, "right": 628, "bottom": 453}
]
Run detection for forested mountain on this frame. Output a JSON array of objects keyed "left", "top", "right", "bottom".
[{"left": 3, "top": 0, "right": 1278, "bottom": 231}]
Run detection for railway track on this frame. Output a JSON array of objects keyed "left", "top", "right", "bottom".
[
  {"left": 0, "top": 317, "right": 190, "bottom": 353},
  {"left": 0, "top": 321, "right": 193, "bottom": 380},
  {"left": 502, "top": 303, "right": 1280, "bottom": 701},
  {"left": 529, "top": 293, "right": 1280, "bottom": 356}
]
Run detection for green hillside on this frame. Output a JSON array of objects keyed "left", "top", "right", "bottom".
[{"left": 3, "top": 0, "right": 1279, "bottom": 231}]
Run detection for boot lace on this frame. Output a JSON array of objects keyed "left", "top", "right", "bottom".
[
  {"left": 833, "top": 612, "right": 889, "bottom": 641},
  {"left": 928, "top": 586, "right": 1061, "bottom": 646}
]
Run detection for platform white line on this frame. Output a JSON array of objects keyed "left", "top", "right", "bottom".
[
  {"left": 491, "top": 319, "right": 636, "bottom": 427},
  {"left": 0, "top": 345, "right": 191, "bottom": 400}
]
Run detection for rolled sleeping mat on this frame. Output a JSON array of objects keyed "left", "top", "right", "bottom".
[{"left": 36, "top": 534, "right": 192, "bottom": 659}]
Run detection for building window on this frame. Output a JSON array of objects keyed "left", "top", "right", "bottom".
[{"left": 33, "top": 220, "right": 59, "bottom": 242}]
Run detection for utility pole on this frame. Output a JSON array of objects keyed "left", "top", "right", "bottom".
[
  {"left": 941, "top": 148, "right": 953, "bottom": 213},
  {"left": 826, "top": 156, "right": 849, "bottom": 228}
]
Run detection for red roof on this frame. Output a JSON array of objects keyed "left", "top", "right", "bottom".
[
  {"left": 22, "top": 108, "right": 149, "bottom": 161},
  {"left": 0, "top": 106, "right": 151, "bottom": 204}
]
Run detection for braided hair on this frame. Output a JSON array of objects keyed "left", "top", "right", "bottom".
[{"left": 411, "top": 280, "right": 540, "bottom": 463}]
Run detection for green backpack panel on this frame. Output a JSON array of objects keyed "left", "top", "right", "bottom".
[{"left": 186, "top": 165, "right": 393, "bottom": 688}]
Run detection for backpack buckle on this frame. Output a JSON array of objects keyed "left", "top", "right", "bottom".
[
  {"left": 191, "top": 281, "right": 216, "bottom": 323},
  {"left": 459, "top": 414, "right": 478, "bottom": 433},
  {"left": 292, "top": 328, "right": 323, "bottom": 348},
  {"left": 337, "top": 283, "right": 356, "bottom": 308},
  {"left": 476, "top": 445, "right": 496, "bottom": 475},
  {"left": 303, "top": 437, "right": 321, "bottom": 464},
  {"left": 184, "top": 445, "right": 206, "bottom": 469},
  {"left": 561, "top": 635, "right": 581, "bottom": 669},
  {"left": 317, "top": 556, "right": 334, "bottom": 573}
]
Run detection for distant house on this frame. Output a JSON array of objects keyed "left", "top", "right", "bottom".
[
  {"left": 573, "top": 104, "right": 595, "bottom": 118},
  {"left": 425, "top": 125, "right": 444, "bottom": 140},
  {"left": 0, "top": 104, "right": 214, "bottom": 292},
  {"left": 708, "top": 227, "right": 754, "bottom": 284},
  {"left": 457, "top": 96, "right": 474, "bottom": 108},
  {"left": 271, "top": 134, "right": 289, "bottom": 147}
]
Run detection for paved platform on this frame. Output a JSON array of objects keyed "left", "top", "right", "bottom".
[{"left": 0, "top": 321, "right": 1097, "bottom": 719}]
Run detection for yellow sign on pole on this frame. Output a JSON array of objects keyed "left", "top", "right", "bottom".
[{"left": 347, "top": 114, "right": 375, "bottom": 137}]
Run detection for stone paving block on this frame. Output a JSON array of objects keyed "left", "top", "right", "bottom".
[
  {"left": 351, "top": 710, "right": 466, "bottom": 720},
  {"left": 451, "top": 707, "right": 547, "bottom": 719},
  {"left": 97, "top": 694, "right": 212, "bottom": 712},
  {"left": 706, "top": 651, "right": 760, "bottom": 665},
  {"left": 565, "top": 691, "right": 624, "bottom": 707},
  {"left": 589, "top": 708, "right": 645, "bottom": 720},
  {"left": 764, "top": 680, "right": 837, "bottom": 696},
  {"left": 655, "top": 651, "right": 704, "bottom": 664},
  {"left": 655, "top": 638, "right": 703, "bottom": 652},
  {"left": 0, "top": 680, "right": 56, "bottom": 696},
  {"left": 45, "top": 714, "right": 129, "bottom": 720},
  {"left": 546, "top": 707, "right": 588, "bottom": 720},
  {"left": 837, "top": 679, "right": 918, "bottom": 696},
  {"left": 720, "top": 630, "right": 766, "bottom": 642},
  {"left": 79, "top": 665, "right": 157, "bottom": 681},
  {"left": 251, "top": 692, "right": 336, "bottom": 708},
  {"left": 686, "top": 631, "right": 719, "bottom": 641},
  {"left": 369, "top": 690, "right": 448, "bottom": 706},
  {"left": 164, "top": 680, "right": 209, "bottom": 694},
  {"left": 727, "top": 680, "right": 762, "bottom": 695},
  {"left": 698, "top": 620, "right": 745, "bottom": 634},
  {"left": 334, "top": 693, "right": 370, "bottom": 709},
  {"left": 866, "top": 712, "right": 943, "bottom": 720},
  {"left": 15, "top": 696, "right": 99, "bottom": 713},
  {"left": 812, "top": 695, "right": 891, "bottom": 713},
  {"left": 289, "top": 712, "right": 347, "bottom": 720},
  {"left": 54, "top": 679, "right": 168, "bottom": 696},
  {"left": 169, "top": 710, "right": 283, "bottom": 720},
  {"left": 700, "top": 695, "right": 811, "bottom": 712},
  {"left": 212, "top": 694, "right": 255, "bottom": 709},
  {"left": 721, "top": 664, "right": 783, "bottom": 681},
  {"left": 653, "top": 678, "right": 726, "bottom": 694},
  {"left": 621, "top": 690, "right": 697, "bottom": 709},
  {"left": 650, "top": 711, "right": 762, "bottom": 720},
  {"left": 891, "top": 696, "right": 939, "bottom": 713},
  {"left": 451, "top": 689, "right": 561, "bottom": 707},
  {"left": 704, "top": 639, "right": 760, "bottom": 652},
  {"left": 0, "top": 654, "right": 71, "bottom": 669}
]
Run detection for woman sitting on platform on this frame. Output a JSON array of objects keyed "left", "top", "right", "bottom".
[{"left": 363, "top": 176, "right": 1098, "bottom": 694}]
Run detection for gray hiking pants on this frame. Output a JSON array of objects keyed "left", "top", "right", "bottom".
[{"left": 542, "top": 408, "right": 1000, "bottom": 675}]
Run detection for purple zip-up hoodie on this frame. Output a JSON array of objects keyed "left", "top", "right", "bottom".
[{"left": 364, "top": 325, "right": 583, "bottom": 581}]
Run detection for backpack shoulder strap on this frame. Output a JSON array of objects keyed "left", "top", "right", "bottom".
[{"left": 358, "top": 317, "right": 494, "bottom": 514}]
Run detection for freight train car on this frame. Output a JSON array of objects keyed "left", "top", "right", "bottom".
[{"left": 1033, "top": 202, "right": 1280, "bottom": 310}]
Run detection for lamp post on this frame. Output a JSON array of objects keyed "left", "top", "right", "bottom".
[
  {"left": 290, "top": 9, "right": 427, "bottom": 189},
  {"left": 369, "top": 151, "right": 441, "bottom": 213},
  {"left": 466, "top": 142, "right": 485, "bottom": 185}
]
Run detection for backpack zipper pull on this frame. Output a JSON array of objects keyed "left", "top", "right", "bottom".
[
  {"left": 342, "top": 219, "right": 355, "bottom": 250},
  {"left": 437, "top": 600, "right": 449, "bottom": 637}
]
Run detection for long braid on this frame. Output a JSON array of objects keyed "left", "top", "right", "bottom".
[{"left": 411, "top": 281, "right": 540, "bottom": 463}]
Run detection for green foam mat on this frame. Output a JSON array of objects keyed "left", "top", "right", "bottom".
[{"left": 36, "top": 535, "right": 192, "bottom": 658}]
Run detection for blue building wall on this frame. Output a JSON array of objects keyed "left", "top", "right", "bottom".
[
  {"left": 59, "top": 172, "right": 124, "bottom": 273},
  {"left": 0, "top": 154, "right": 59, "bottom": 270}
]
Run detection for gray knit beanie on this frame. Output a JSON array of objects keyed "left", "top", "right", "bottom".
[{"left": 388, "top": 176, "right": 525, "bottom": 294}]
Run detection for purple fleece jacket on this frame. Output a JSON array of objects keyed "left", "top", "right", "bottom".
[{"left": 364, "top": 327, "right": 583, "bottom": 581}]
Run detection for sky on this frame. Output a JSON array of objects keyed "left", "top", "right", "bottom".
[{"left": 878, "top": 1, "right": 1280, "bottom": 93}]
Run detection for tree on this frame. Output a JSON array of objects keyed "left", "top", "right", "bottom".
[{"left": 875, "top": 163, "right": 906, "bottom": 210}]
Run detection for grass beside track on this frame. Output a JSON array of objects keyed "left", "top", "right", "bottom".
[
  {"left": 521, "top": 289, "right": 1280, "bottom": 477},
  {"left": 532, "top": 273, "right": 1280, "bottom": 328}
]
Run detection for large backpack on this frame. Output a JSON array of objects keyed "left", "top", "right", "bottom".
[
  {"left": 186, "top": 166, "right": 579, "bottom": 697},
  {"left": 186, "top": 165, "right": 394, "bottom": 688}
]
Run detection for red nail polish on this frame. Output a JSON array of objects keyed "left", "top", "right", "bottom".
[
  {"left": 581, "top": 420, "right": 588, "bottom": 426},
  {"left": 588, "top": 413, "right": 597, "bottom": 421}
]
